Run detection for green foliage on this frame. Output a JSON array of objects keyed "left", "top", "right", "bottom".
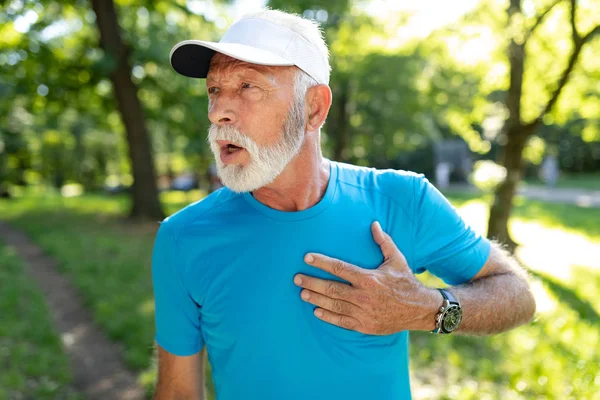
[
  {"left": 0, "top": 0, "right": 218, "bottom": 191},
  {"left": 1, "top": 0, "right": 599, "bottom": 195},
  {"left": 0, "top": 241, "right": 81, "bottom": 400}
]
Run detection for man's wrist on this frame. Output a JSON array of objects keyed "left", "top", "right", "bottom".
[{"left": 414, "top": 287, "right": 444, "bottom": 332}]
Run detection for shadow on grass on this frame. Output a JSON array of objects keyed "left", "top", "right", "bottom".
[{"left": 528, "top": 269, "right": 599, "bottom": 325}]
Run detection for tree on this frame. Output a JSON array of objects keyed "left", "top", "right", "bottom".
[
  {"left": 90, "top": 0, "right": 163, "bottom": 220},
  {"left": 488, "top": 0, "right": 600, "bottom": 248}
]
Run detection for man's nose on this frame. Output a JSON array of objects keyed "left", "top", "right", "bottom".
[{"left": 208, "top": 96, "right": 237, "bottom": 126}]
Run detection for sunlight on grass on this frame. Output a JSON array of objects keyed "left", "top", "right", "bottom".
[
  {"left": 529, "top": 280, "right": 557, "bottom": 314},
  {"left": 513, "top": 221, "right": 600, "bottom": 277},
  {"left": 451, "top": 198, "right": 600, "bottom": 281}
]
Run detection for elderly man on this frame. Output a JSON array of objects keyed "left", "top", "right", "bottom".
[{"left": 152, "top": 9, "right": 536, "bottom": 400}]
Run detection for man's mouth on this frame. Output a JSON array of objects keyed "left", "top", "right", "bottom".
[
  {"left": 216, "top": 140, "right": 247, "bottom": 164},
  {"left": 217, "top": 140, "right": 245, "bottom": 153},
  {"left": 226, "top": 144, "right": 242, "bottom": 153}
]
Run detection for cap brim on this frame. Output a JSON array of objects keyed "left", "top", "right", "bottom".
[{"left": 170, "top": 40, "right": 295, "bottom": 79}]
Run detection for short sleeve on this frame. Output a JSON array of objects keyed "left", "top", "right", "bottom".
[
  {"left": 152, "top": 219, "right": 204, "bottom": 356},
  {"left": 412, "top": 176, "right": 491, "bottom": 285}
]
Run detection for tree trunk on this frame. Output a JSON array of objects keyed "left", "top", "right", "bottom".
[
  {"left": 91, "top": 0, "right": 164, "bottom": 220},
  {"left": 487, "top": 129, "right": 527, "bottom": 249},
  {"left": 486, "top": 0, "right": 525, "bottom": 250},
  {"left": 486, "top": 0, "right": 598, "bottom": 250}
]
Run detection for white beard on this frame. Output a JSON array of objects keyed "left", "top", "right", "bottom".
[{"left": 207, "top": 98, "right": 305, "bottom": 193}]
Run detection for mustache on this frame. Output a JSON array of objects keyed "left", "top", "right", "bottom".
[{"left": 208, "top": 124, "right": 257, "bottom": 150}]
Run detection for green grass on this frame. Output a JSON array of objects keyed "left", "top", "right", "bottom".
[
  {"left": 0, "top": 190, "right": 598, "bottom": 399},
  {"left": 0, "top": 241, "right": 80, "bottom": 400},
  {"left": 524, "top": 173, "right": 600, "bottom": 191},
  {"left": 411, "top": 265, "right": 599, "bottom": 399},
  {"left": 0, "top": 191, "right": 213, "bottom": 398}
]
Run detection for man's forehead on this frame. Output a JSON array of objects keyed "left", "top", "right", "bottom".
[
  {"left": 209, "top": 54, "right": 267, "bottom": 74},
  {"left": 207, "top": 53, "right": 293, "bottom": 83}
]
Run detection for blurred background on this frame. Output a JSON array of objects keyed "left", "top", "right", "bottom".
[{"left": 0, "top": 0, "right": 598, "bottom": 399}]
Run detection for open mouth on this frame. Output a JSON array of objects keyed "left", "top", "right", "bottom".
[
  {"left": 225, "top": 143, "right": 243, "bottom": 154},
  {"left": 217, "top": 140, "right": 245, "bottom": 154},
  {"left": 216, "top": 140, "right": 247, "bottom": 164}
]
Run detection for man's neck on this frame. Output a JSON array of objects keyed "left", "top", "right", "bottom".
[{"left": 249, "top": 152, "right": 330, "bottom": 212}]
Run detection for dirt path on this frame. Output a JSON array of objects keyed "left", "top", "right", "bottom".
[{"left": 0, "top": 221, "right": 146, "bottom": 400}]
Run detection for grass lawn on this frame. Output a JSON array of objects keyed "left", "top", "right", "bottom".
[
  {"left": 0, "top": 240, "right": 80, "bottom": 400},
  {"left": 0, "top": 189, "right": 598, "bottom": 399},
  {"left": 0, "top": 192, "right": 215, "bottom": 399},
  {"left": 523, "top": 172, "right": 600, "bottom": 191},
  {"left": 442, "top": 190, "right": 600, "bottom": 242}
]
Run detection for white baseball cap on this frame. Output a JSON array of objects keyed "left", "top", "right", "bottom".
[{"left": 169, "top": 17, "right": 330, "bottom": 85}]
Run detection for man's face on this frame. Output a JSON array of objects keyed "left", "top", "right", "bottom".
[{"left": 206, "top": 53, "right": 306, "bottom": 193}]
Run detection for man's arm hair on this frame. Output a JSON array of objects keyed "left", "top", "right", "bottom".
[
  {"left": 153, "top": 344, "right": 206, "bottom": 400},
  {"left": 450, "top": 241, "right": 536, "bottom": 335}
]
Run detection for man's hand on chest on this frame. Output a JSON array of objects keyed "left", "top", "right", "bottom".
[{"left": 293, "top": 221, "right": 441, "bottom": 335}]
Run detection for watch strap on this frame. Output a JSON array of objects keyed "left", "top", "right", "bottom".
[{"left": 438, "top": 288, "right": 459, "bottom": 305}]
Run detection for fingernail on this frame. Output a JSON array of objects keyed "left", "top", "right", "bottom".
[
  {"left": 315, "top": 309, "right": 323, "bottom": 317},
  {"left": 375, "top": 221, "right": 382, "bottom": 231},
  {"left": 301, "top": 290, "right": 310, "bottom": 300},
  {"left": 294, "top": 275, "right": 303, "bottom": 285},
  {"left": 305, "top": 254, "right": 314, "bottom": 263}
]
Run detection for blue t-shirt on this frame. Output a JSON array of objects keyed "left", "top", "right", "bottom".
[{"left": 152, "top": 160, "right": 491, "bottom": 399}]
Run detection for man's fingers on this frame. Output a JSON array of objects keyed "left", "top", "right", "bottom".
[
  {"left": 294, "top": 274, "right": 360, "bottom": 304},
  {"left": 304, "top": 253, "right": 364, "bottom": 284},
  {"left": 300, "top": 289, "right": 363, "bottom": 317},
  {"left": 371, "top": 221, "right": 403, "bottom": 262},
  {"left": 313, "top": 308, "right": 363, "bottom": 332}
]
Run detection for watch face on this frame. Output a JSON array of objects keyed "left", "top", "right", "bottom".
[{"left": 442, "top": 305, "right": 463, "bottom": 332}]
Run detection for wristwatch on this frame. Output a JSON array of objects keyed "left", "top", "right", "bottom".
[{"left": 432, "top": 288, "right": 462, "bottom": 334}]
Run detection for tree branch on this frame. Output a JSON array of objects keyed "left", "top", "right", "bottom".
[
  {"left": 582, "top": 24, "right": 600, "bottom": 43},
  {"left": 569, "top": 0, "right": 580, "bottom": 44},
  {"left": 524, "top": 0, "right": 562, "bottom": 44},
  {"left": 524, "top": 22, "right": 600, "bottom": 135}
]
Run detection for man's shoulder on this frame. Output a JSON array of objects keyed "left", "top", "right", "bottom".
[
  {"left": 335, "top": 161, "right": 426, "bottom": 203},
  {"left": 160, "top": 187, "right": 241, "bottom": 236}
]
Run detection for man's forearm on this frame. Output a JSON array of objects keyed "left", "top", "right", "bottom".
[
  {"left": 418, "top": 245, "right": 536, "bottom": 335},
  {"left": 451, "top": 270, "right": 536, "bottom": 335}
]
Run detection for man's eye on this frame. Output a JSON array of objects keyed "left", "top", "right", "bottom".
[
  {"left": 241, "top": 82, "right": 253, "bottom": 89},
  {"left": 207, "top": 87, "right": 218, "bottom": 94}
]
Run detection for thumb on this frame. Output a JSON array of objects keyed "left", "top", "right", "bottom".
[{"left": 371, "top": 221, "right": 400, "bottom": 262}]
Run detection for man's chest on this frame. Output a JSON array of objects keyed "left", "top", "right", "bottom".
[{"left": 182, "top": 214, "right": 413, "bottom": 365}]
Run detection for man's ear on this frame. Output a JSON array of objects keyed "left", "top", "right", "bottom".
[{"left": 305, "top": 84, "right": 332, "bottom": 132}]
